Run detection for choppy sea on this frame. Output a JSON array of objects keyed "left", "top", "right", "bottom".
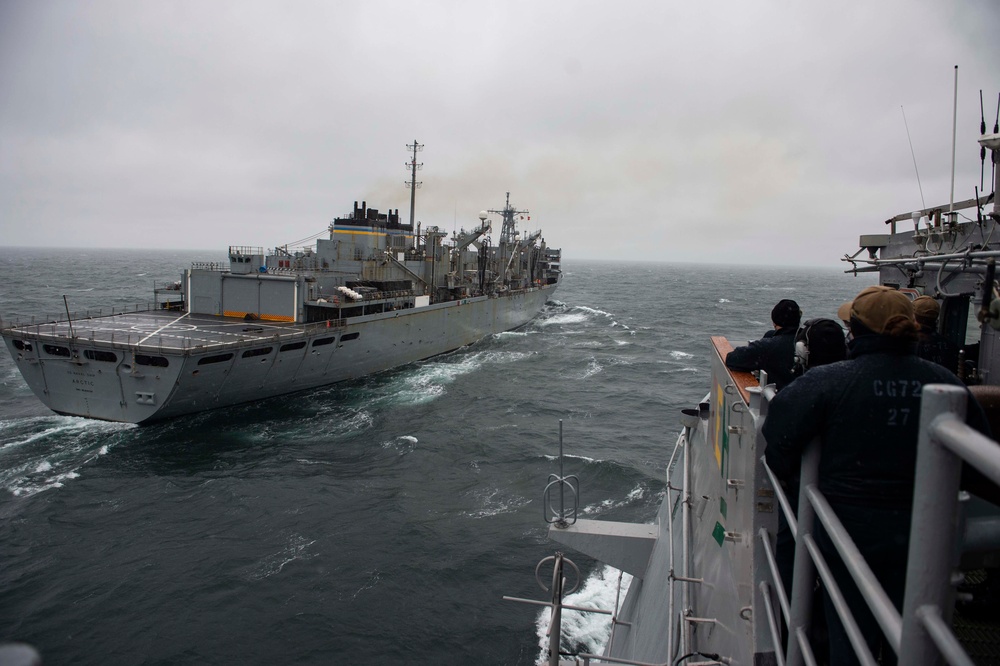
[{"left": 0, "top": 248, "right": 875, "bottom": 665}]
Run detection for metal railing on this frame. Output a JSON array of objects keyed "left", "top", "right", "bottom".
[
  {"left": 758, "top": 383, "right": 1000, "bottom": 666},
  {"left": 1, "top": 303, "right": 163, "bottom": 330},
  {"left": 2, "top": 315, "right": 348, "bottom": 355},
  {"left": 571, "top": 411, "right": 718, "bottom": 666}
]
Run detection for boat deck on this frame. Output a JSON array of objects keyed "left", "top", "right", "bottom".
[{"left": 3, "top": 310, "right": 323, "bottom": 352}]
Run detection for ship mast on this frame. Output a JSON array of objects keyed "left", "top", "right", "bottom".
[
  {"left": 489, "top": 192, "right": 528, "bottom": 245},
  {"left": 405, "top": 140, "right": 423, "bottom": 228},
  {"left": 488, "top": 192, "right": 529, "bottom": 288}
]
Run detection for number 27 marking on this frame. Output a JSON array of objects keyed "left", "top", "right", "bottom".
[{"left": 888, "top": 408, "right": 911, "bottom": 426}]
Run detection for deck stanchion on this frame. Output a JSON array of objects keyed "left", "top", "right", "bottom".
[
  {"left": 786, "top": 436, "right": 820, "bottom": 666},
  {"left": 898, "top": 385, "right": 966, "bottom": 666}
]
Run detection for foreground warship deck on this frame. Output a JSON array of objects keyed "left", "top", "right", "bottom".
[{"left": 514, "top": 100, "right": 1000, "bottom": 664}]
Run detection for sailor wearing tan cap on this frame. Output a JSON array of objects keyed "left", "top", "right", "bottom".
[{"left": 762, "top": 285, "right": 989, "bottom": 666}]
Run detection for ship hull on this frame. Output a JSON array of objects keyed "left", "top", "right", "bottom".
[{"left": 3, "top": 284, "right": 557, "bottom": 424}]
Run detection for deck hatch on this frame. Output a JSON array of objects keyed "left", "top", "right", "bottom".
[
  {"left": 135, "top": 354, "right": 170, "bottom": 367},
  {"left": 280, "top": 341, "right": 306, "bottom": 352},
  {"left": 84, "top": 349, "right": 118, "bottom": 363},
  {"left": 312, "top": 337, "right": 336, "bottom": 347},
  {"left": 242, "top": 346, "right": 273, "bottom": 358},
  {"left": 341, "top": 332, "right": 360, "bottom": 341}
]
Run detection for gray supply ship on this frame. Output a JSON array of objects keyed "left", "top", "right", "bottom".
[
  {"left": 514, "top": 93, "right": 1000, "bottom": 665},
  {"left": 0, "top": 145, "right": 561, "bottom": 425}
]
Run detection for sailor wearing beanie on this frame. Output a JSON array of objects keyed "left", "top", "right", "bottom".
[{"left": 725, "top": 299, "right": 802, "bottom": 390}]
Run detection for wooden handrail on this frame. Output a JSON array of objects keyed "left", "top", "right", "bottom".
[{"left": 710, "top": 335, "right": 758, "bottom": 405}]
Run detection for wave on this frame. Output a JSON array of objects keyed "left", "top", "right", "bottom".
[
  {"left": 541, "top": 452, "right": 598, "bottom": 464},
  {"left": 339, "top": 408, "right": 375, "bottom": 432},
  {"left": 462, "top": 485, "right": 530, "bottom": 519},
  {"left": 580, "top": 357, "right": 603, "bottom": 379},
  {"left": 537, "top": 304, "right": 627, "bottom": 331},
  {"left": 668, "top": 350, "right": 694, "bottom": 359},
  {"left": 535, "top": 563, "right": 634, "bottom": 663},
  {"left": 580, "top": 483, "right": 647, "bottom": 517},
  {"left": 540, "top": 312, "right": 590, "bottom": 326},
  {"left": 240, "top": 533, "right": 317, "bottom": 582},
  {"left": 382, "top": 435, "right": 418, "bottom": 455},
  {"left": 390, "top": 349, "right": 533, "bottom": 406},
  {"left": 494, "top": 330, "right": 531, "bottom": 338},
  {"left": 575, "top": 306, "right": 616, "bottom": 319},
  {"left": 0, "top": 415, "right": 130, "bottom": 497}
]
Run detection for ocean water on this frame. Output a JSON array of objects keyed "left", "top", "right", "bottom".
[{"left": 0, "top": 248, "right": 876, "bottom": 664}]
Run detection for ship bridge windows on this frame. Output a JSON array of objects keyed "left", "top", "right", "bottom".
[
  {"left": 43, "top": 344, "right": 71, "bottom": 358},
  {"left": 280, "top": 341, "right": 306, "bottom": 352},
  {"left": 197, "top": 353, "right": 234, "bottom": 365},
  {"left": 84, "top": 349, "right": 118, "bottom": 363},
  {"left": 242, "top": 346, "right": 273, "bottom": 358},
  {"left": 136, "top": 354, "right": 170, "bottom": 367}
]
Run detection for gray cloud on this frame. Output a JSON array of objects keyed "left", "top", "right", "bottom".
[{"left": 1, "top": 0, "right": 998, "bottom": 266}]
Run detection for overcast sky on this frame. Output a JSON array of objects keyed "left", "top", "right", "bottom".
[{"left": 1, "top": 1, "right": 998, "bottom": 267}]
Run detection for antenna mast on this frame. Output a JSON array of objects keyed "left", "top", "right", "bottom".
[
  {"left": 901, "top": 106, "right": 926, "bottom": 209},
  {"left": 949, "top": 66, "right": 958, "bottom": 215},
  {"left": 405, "top": 140, "right": 424, "bottom": 227}
]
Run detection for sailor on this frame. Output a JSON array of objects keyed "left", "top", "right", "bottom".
[
  {"left": 912, "top": 295, "right": 960, "bottom": 374},
  {"left": 791, "top": 318, "right": 848, "bottom": 379},
  {"left": 762, "top": 286, "right": 989, "bottom": 666},
  {"left": 777, "top": 318, "right": 847, "bottom": 590},
  {"left": 725, "top": 299, "right": 801, "bottom": 390},
  {"left": 773, "top": 316, "right": 847, "bottom": 654}
]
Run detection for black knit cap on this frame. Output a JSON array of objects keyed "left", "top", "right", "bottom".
[{"left": 771, "top": 299, "right": 801, "bottom": 329}]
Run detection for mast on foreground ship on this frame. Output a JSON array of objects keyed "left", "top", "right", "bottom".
[{"left": 1, "top": 144, "right": 561, "bottom": 424}]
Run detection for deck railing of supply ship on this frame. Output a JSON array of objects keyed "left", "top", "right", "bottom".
[
  {"left": 0, "top": 303, "right": 164, "bottom": 329},
  {"left": 2, "top": 312, "right": 349, "bottom": 356},
  {"left": 758, "top": 384, "right": 1000, "bottom": 666}
]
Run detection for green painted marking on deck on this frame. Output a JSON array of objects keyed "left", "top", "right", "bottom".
[{"left": 712, "top": 521, "right": 726, "bottom": 547}]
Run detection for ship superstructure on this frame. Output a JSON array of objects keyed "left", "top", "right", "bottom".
[
  {"left": 1, "top": 148, "right": 561, "bottom": 424},
  {"left": 517, "top": 100, "right": 1000, "bottom": 665}
]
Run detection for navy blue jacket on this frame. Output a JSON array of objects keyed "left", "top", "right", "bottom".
[
  {"left": 726, "top": 326, "right": 797, "bottom": 390},
  {"left": 915, "top": 325, "right": 960, "bottom": 374},
  {"left": 762, "top": 335, "right": 988, "bottom": 509}
]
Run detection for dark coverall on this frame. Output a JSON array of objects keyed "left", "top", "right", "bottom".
[
  {"left": 725, "top": 326, "right": 797, "bottom": 390},
  {"left": 761, "top": 334, "right": 989, "bottom": 666},
  {"left": 915, "top": 325, "right": 960, "bottom": 374}
]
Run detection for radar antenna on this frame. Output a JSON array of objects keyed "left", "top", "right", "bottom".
[
  {"left": 981, "top": 90, "right": 987, "bottom": 193},
  {"left": 405, "top": 140, "right": 424, "bottom": 228},
  {"left": 488, "top": 191, "right": 529, "bottom": 245}
]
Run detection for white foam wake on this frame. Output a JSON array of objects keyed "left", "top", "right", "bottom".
[
  {"left": 0, "top": 416, "right": 131, "bottom": 497},
  {"left": 535, "top": 564, "right": 634, "bottom": 663}
]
